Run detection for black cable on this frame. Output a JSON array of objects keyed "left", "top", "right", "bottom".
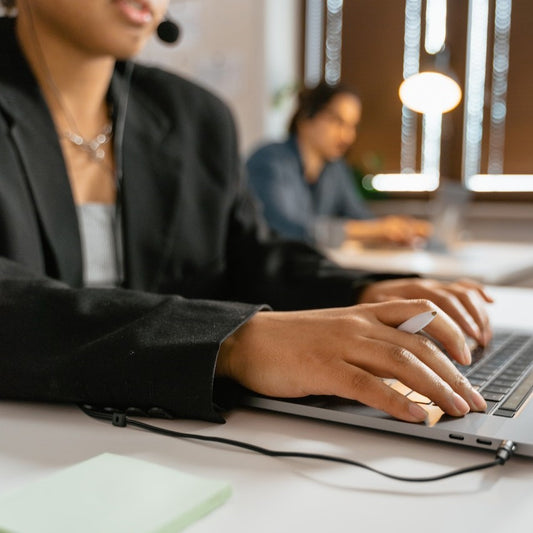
[{"left": 79, "top": 405, "right": 515, "bottom": 483}]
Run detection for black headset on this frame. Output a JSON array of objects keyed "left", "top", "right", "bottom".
[{"left": 156, "top": 13, "right": 181, "bottom": 44}]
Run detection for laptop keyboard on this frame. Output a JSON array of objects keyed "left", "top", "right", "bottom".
[{"left": 455, "top": 331, "right": 533, "bottom": 417}]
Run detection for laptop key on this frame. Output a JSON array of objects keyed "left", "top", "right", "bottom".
[
  {"left": 468, "top": 377, "right": 488, "bottom": 386},
  {"left": 493, "top": 409, "right": 515, "bottom": 418},
  {"left": 482, "top": 385, "right": 511, "bottom": 395},
  {"left": 481, "top": 391, "right": 506, "bottom": 402},
  {"left": 493, "top": 367, "right": 533, "bottom": 417},
  {"left": 483, "top": 400, "right": 499, "bottom": 414},
  {"left": 492, "top": 378, "right": 519, "bottom": 387}
]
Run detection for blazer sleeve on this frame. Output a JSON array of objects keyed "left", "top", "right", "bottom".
[{"left": 0, "top": 257, "right": 265, "bottom": 422}]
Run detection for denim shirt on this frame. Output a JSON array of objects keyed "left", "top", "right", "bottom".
[{"left": 246, "top": 136, "right": 374, "bottom": 243}]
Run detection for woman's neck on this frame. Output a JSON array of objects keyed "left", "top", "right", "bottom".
[
  {"left": 15, "top": 9, "right": 118, "bottom": 206},
  {"left": 296, "top": 135, "right": 325, "bottom": 184},
  {"left": 15, "top": 12, "right": 115, "bottom": 136}
]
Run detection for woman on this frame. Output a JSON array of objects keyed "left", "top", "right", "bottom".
[
  {"left": 247, "top": 82, "right": 432, "bottom": 246},
  {"left": 0, "top": 0, "right": 490, "bottom": 424}
]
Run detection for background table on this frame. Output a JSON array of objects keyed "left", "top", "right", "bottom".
[{"left": 326, "top": 241, "right": 533, "bottom": 286}]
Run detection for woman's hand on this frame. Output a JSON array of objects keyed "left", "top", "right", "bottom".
[
  {"left": 217, "top": 299, "right": 487, "bottom": 423},
  {"left": 344, "top": 215, "right": 433, "bottom": 247},
  {"left": 358, "top": 278, "right": 493, "bottom": 346}
]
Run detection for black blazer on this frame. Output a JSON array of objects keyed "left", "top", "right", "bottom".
[{"left": 0, "top": 17, "right": 390, "bottom": 421}]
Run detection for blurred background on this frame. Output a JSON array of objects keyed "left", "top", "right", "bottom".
[{"left": 139, "top": 0, "right": 533, "bottom": 281}]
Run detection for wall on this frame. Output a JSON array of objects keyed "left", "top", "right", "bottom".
[{"left": 137, "top": 0, "right": 301, "bottom": 156}]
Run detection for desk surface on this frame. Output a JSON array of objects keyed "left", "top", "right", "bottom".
[
  {"left": 326, "top": 240, "right": 533, "bottom": 285},
  {"left": 1, "top": 286, "right": 533, "bottom": 533}
]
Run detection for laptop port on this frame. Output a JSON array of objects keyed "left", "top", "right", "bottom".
[
  {"left": 476, "top": 438, "right": 493, "bottom": 446},
  {"left": 449, "top": 433, "right": 465, "bottom": 441}
]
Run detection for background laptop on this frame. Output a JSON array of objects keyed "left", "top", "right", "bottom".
[
  {"left": 425, "top": 179, "right": 472, "bottom": 253},
  {"left": 241, "top": 326, "right": 533, "bottom": 457}
]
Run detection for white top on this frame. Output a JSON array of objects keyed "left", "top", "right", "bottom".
[{"left": 76, "top": 203, "right": 123, "bottom": 288}]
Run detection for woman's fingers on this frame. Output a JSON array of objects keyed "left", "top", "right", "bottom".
[
  {"left": 331, "top": 300, "right": 485, "bottom": 416},
  {"left": 218, "top": 298, "right": 487, "bottom": 424},
  {"left": 346, "top": 342, "right": 474, "bottom": 417},
  {"left": 318, "top": 335, "right": 479, "bottom": 421},
  {"left": 379, "top": 216, "right": 433, "bottom": 245},
  {"left": 378, "top": 333, "right": 483, "bottom": 413},
  {"left": 420, "top": 288, "right": 484, "bottom": 346},
  {"left": 335, "top": 304, "right": 485, "bottom": 414},
  {"left": 322, "top": 365, "right": 430, "bottom": 423},
  {"left": 415, "top": 284, "right": 492, "bottom": 346},
  {"left": 359, "top": 278, "right": 493, "bottom": 346},
  {"left": 455, "top": 278, "right": 495, "bottom": 303},
  {"left": 368, "top": 298, "right": 471, "bottom": 364},
  {"left": 442, "top": 283, "right": 492, "bottom": 345}
]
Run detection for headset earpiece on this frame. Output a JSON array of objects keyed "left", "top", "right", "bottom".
[{"left": 156, "top": 15, "right": 181, "bottom": 45}]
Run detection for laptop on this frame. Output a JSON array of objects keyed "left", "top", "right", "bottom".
[
  {"left": 425, "top": 179, "right": 472, "bottom": 253},
  {"left": 241, "top": 326, "right": 533, "bottom": 457}
]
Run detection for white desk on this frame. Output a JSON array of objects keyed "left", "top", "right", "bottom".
[
  {"left": 326, "top": 240, "right": 533, "bottom": 285},
  {"left": 1, "top": 286, "right": 533, "bottom": 533}
]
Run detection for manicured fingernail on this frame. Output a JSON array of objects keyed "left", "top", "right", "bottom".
[
  {"left": 468, "top": 322, "right": 482, "bottom": 342},
  {"left": 452, "top": 393, "right": 470, "bottom": 416},
  {"left": 463, "top": 344, "right": 472, "bottom": 365},
  {"left": 408, "top": 402, "right": 428, "bottom": 422},
  {"left": 470, "top": 389, "right": 487, "bottom": 411}
]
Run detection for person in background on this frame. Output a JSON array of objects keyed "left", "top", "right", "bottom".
[
  {"left": 0, "top": 0, "right": 490, "bottom": 426},
  {"left": 246, "top": 81, "right": 432, "bottom": 247}
]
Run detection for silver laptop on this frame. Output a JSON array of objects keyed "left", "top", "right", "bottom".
[
  {"left": 241, "top": 326, "right": 533, "bottom": 457},
  {"left": 425, "top": 179, "right": 472, "bottom": 253}
]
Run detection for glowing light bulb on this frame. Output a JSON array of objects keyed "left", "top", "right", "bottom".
[{"left": 399, "top": 72, "right": 462, "bottom": 114}]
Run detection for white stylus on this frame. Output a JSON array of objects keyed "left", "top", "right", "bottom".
[{"left": 397, "top": 310, "right": 437, "bottom": 334}]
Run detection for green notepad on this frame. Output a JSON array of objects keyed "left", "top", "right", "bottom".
[{"left": 0, "top": 453, "right": 231, "bottom": 533}]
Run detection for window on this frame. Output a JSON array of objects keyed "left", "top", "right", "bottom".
[{"left": 305, "top": 0, "right": 533, "bottom": 193}]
